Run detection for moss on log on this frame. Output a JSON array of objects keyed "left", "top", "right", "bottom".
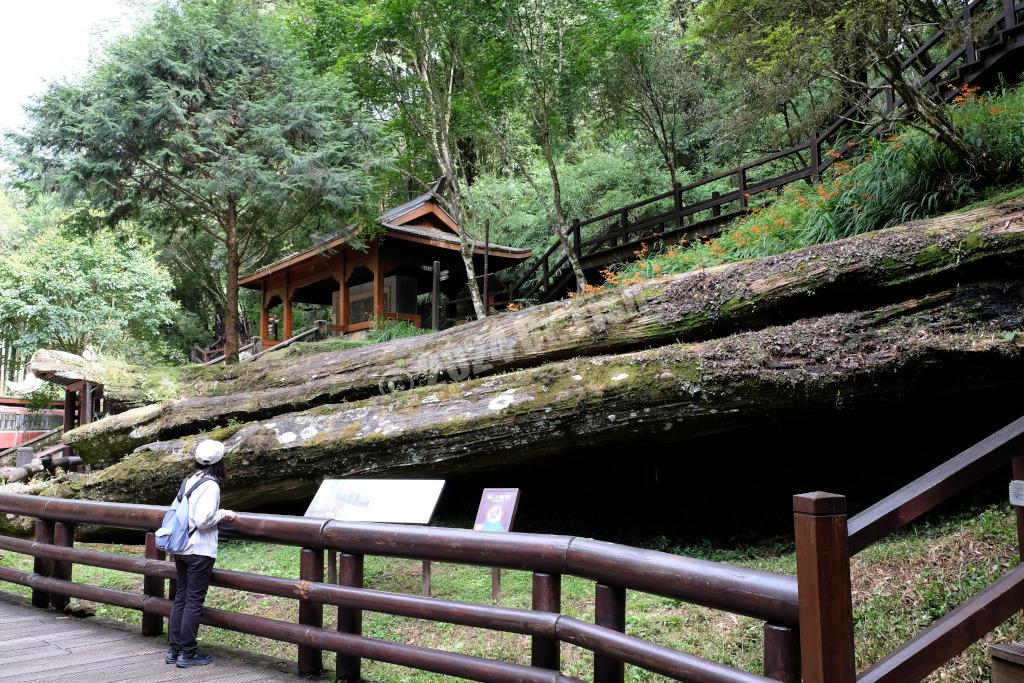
[
  {"left": 0, "top": 282, "right": 1017, "bottom": 531},
  {"left": 51, "top": 201, "right": 1024, "bottom": 462}
]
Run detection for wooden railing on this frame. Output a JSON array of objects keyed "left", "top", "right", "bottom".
[
  {"left": 2, "top": 420, "right": 1022, "bottom": 679},
  {"left": 511, "top": 0, "right": 1024, "bottom": 304},
  {"left": 796, "top": 415, "right": 1024, "bottom": 682},
  {"left": 0, "top": 492, "right": 801, "bottom": 683}
]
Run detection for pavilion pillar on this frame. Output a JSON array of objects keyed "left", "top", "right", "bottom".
[
  {"left": 259, "top": 282, "right": 269, "bottom": 346},
  {"left": 372, "top": 244, "right": 384, "bottom": 320},
  {"left": 338, "top": 251, "right": 349, "bottom": 333},
  {"left": 283, "top": 272, "right": 293, "bottom": 340}
]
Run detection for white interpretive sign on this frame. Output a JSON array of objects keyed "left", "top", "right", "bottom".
[
  {"left": 1010, "top": 480, "right": 1024, "bottom": 507},
  {"left": 304, "top": 479, "right": 445, "bottom": 523}
]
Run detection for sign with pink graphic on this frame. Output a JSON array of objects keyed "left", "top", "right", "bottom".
[{"left": 472, "top": 488, "right": 520, "bottom": 533}]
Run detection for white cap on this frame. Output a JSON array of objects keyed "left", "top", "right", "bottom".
[{"left": 195, "top": 439, "right": 225, "bottom": 466}]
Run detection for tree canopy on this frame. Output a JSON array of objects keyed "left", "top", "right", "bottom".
[{"left": 9, "top": 0, "right": 382, "bottom": 361}]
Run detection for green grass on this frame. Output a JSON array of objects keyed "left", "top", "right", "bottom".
[
  {"left": 602, "top": 82, "right": 1024, "bottom": 289},
  {"left": 0, "top": 505, "right": 1020, "bottom": 681}
]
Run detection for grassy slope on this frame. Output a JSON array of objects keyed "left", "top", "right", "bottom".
[{"left": 0, "top": 505, "right": 1020, "bottom": 681}]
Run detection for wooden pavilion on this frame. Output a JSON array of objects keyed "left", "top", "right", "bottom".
[{"left": 240, "top": 186, "right": 531, "bottom": 346}]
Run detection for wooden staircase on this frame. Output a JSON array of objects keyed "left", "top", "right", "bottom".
[{"left": 510, "top": 0, "right": 1024, "bottom": 304}]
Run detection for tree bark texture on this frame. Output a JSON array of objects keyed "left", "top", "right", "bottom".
[
  {"left": 3, "top": 282, "right": 1022, "bottom": 528},
  {"left": 43, "top": 200, "right": 1024, "bottom": 462}
]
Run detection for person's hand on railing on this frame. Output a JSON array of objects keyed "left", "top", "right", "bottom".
[{"left": 221, "top": 511, "right": 237, "bottom": 523}]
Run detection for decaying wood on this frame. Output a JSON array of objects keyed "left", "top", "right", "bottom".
[
  {"left": 48, "top": 201, "right": 1024, "bottom": 462},
  {"left": 3, "top": 282, "right": 1020, "bottom": 527},
  {"left": 0, "top": 461, "right": 44, "bottom": 484}
]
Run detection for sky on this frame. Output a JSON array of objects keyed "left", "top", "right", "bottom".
[{"left": 0, "top": 0, "right": 139, "bottom": 136}]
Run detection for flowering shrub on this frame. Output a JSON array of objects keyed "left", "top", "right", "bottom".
[{"left": 599, "top": 82, "right": 1024, "bottom": 288}]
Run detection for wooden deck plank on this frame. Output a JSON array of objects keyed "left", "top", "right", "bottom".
[{"left": 0, "top": 594, "right": 299, "bottom": 682}]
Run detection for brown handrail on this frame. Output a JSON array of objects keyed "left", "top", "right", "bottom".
[
  {"left": 0, "top": 565, "right": 579, "bottom": 683},
  {"left": 513, "top": 0, "right": 1019, "bottom": 305},
  {"left": 0, "top": 491, "right": 797, "bottom": 682},
  {"left": 847, "top": 414, "right": 1024, "bottom": 555},
  {"left": 791, "top": 413, "right": 1024, "bottom": 683},
  {"left": 858, "top": 563, "right": 1024, "bottom": 682},
  {"left": 0, "top": 493, "right": 798, "bottom": 625}
]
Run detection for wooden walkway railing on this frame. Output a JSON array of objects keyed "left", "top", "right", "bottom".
[
  {"left": 511, "top": 0, "right": 1024, "bottom": 304},
  {"left": 800, "top": 414, "right": 1024, "bottom": 682},
  {"left": 0, "top": 417, "right": 1022, "bottom": 679},
  {"left": 0, "top": 493, "right": 799, "bottom": 683}
]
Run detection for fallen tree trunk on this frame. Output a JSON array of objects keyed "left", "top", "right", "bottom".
[
  {"left": 0, "top": 461, "right": 44, "bottom": 484},
  {"left": 52, "top": 201, "right": 1024, "bottom": 462},
  {"left": 3, "top": 283, "right": 1019, "bottom": 530}
]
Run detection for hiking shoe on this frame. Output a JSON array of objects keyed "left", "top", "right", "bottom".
[
  {"left": 176, "top": 650, "right": 213, "bottom": 668},
  {"left": 164, "top": 649, "right": 180, "bottom": 664}
]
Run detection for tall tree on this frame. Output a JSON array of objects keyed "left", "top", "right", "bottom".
[
  {"left": 298, "top": 0, "right": 491, "bottom": 318},
  {"left": 600, "top": 13, "right": 716, "bottom": 186},
  {"left": 9, "top": 0, "right": 380, "bottom": 362},
  {"left": 0, "top": 225, "right": 178, "bottom": 360},
  {"left": 697, "top": 0, "right": 980, "bottom": 163}
]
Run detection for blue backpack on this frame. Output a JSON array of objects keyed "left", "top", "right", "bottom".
[{"left": 155, "top": 476, "right": 215, "bottom": 553}]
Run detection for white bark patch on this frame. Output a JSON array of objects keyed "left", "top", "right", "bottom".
[
  {"left": 299, "top": 427, "right": 318, "bottom": 440},
  {"left": 608, "top": 414, "right": 617, "bottom": 421},
  {"left": 611, "top": 373, "right": 629, "bottom": 382},
  {"left": 421, "top": 394, "right": 440, "bottom": 404},
  {"left": 487, "top": 389, "right": 517, "bottom": 412},
  {"left": 572, "top": 374, "right": 583, "bottom": 381},
  {"left": 277, "top": 432, "right": 297, "bottom": 445}
]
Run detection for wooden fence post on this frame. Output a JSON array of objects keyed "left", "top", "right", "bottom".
[
  {"left": 738, "top": 168, "right": 748, "bottom": 210},
  {"left": 50, "top": 522, "right": 75, "bottom": 611},
  {"left": 763, "top": 623, "right": 800, "bottom": 683},
  {"left": 31, "top": 519, "right": 54, "bottom": 608},
  {"left": 809, "top": 133, "right": 821, "bottom": 184},
  {"left": 594, "top": 583, "right": 626, "bottom": 683},
  {"left": 337, "top": 552, "right": 364, "bottom": 682},
  {"left": 673, "top": 182, "right": 683, "bottom": 230},
  {"left": 431, "top": 260, "right": 440, "bottom": 331},
  {"left": 1005, "top": 0, "right": 1017, "bottom": 29},
  {"left": 298, "top": 548, "right": 324, "bottom": 676},
  {"left": 794, "top": 492, "right": 855, "bottom": 683},
  {"left": 711, "top": 191, "right": 722, "bottom": 218},
  {"left": 573, "top": 219, "right": 582, "bottom": 261},
  {"left": 142, "top": 531, "right": 165, "bottom": 636},
  {"left": 965, "top": 4, "right": 977, "bottom": 63},
  {"left": 532, "top": 572, "right": 561, "bottom": 670}
]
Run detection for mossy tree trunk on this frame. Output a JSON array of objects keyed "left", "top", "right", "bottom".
[
  {"left": 45, "top": 201, "right": 1024, "bottom": 461},
  {"left": 3, "top": 283, "right": 1021, "bottom": 533}
]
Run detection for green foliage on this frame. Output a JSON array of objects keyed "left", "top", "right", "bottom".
[
  {"left": 368, "top": 317, "right": 427, "bottom": 343},
  {"left": 606, "top": 83, "right": 1024, "bottom": 285},
  {"left": 0, "top": 225, "right": 179, "bottom": 361},
  {"left": 466, "top": 148, "right": 670, "bottom": 254},
  {"left": 8, "top": 0, "right": 383, "bottom": 360}
]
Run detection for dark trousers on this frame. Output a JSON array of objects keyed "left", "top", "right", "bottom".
[{"left": 168, "top": 554, "right": 214, "bottom": 654}]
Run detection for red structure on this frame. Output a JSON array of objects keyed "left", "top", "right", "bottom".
[
  {"left": 0, "top": 398, "right": 63, "bottom": 449},
  {"left": 240, "top": 186, "right": 531, "bottom": 346}
]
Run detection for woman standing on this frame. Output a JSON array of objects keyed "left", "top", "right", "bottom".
[{"left": 166, "top": 439, "right": 236, "bottom": 668}]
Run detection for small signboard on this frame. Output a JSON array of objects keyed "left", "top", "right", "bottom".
[
  {"left": 473, "top": 488, "right": 520, "bottom": 533},
  {"left": 305, "top": 479, "right": 445, "bottom": 523},
  {"left": 1010, "top": 480, "right": 1024, "bottom": 507}
]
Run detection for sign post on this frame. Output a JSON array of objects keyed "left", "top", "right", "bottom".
[{"left": 473, "top": 488, "right": 521, "bottom": 601}]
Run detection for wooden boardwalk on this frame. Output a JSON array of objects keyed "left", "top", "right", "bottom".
[{"left": 0, "top": 595, "right": 300, "bottom": 682}]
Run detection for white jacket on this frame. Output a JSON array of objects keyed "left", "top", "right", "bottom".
[{"left": 178, "top": 472, "right": 232, "bottom": 559}]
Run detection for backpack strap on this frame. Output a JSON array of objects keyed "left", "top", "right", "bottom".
[
  {"left": 184, "top": 475, "right": 217, "bottom": 499},
  {"left": 172, "top": 477, "right": 189, "bottom": 506},
  {"left": 182, "top": 475, "right": 218, "bottom": 539}
]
